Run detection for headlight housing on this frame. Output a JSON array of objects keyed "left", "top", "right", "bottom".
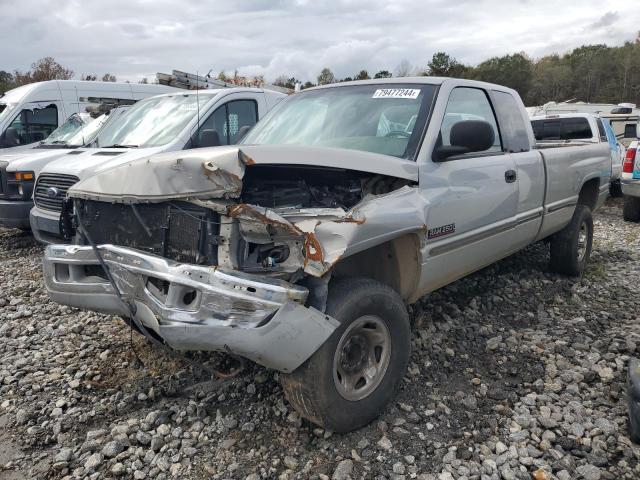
[{"left": 6, "top": 171, "right": 35, "bottom": 200}]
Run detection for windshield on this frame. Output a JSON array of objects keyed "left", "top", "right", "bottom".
[
  {"left": 41, "top": 112, "right": 93, "bottom": 146},
  {"left": 0, "top": 103, "right": 15, "bottom": 125},
  {"left": 96, "top": 94, "right": 212, "bottom": 148},
  {"left": 243, "top": 84, "right": 436, "bottom": 159}
]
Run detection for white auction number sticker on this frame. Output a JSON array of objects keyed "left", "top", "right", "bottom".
[{"left": 372, "top": 88, "right": 420, "bottom": 99}]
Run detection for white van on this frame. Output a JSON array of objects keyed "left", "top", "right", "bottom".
[
  {"left": 0, "top": 106, "right": 130, "bottom": 228},
  {"left": 0, "top": 80, "right": 177, "bottom": 151},
  {"left": 30, "top": 87, "right": 285, "bottom": 242}
]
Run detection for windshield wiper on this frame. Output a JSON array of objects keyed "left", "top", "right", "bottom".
[
  {"left": 103, "top": 144, "right": 139, "bottom": 148},
  {"left": 48, "top": 140, "right": 70, "bottom": 145}
]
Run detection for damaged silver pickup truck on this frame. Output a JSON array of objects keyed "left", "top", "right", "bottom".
[{"left": 43, "top": 78, "right": 610, "bottom": 432}]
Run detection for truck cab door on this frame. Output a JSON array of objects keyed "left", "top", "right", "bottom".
[{"left": 419, "top": 86, "right": 519, "bottom": 293}]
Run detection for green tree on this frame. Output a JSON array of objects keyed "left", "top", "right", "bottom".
[
  {"left": 427, "top": 52, "right": 468, "bottom": 77},
  {"left": 317, "top": 68, "right": 335, "bottom": 85},
  {"left": 471, "top": 53, "right": 533, "bottom": 100},
  {"left": 374, "top": 70, "right": 392, "bottom": 79},
  {"left": 102, "top": 73, "right": 117, "bottom": 82},
  {"left": 354, "top": 70, "right": 370, "bottom": 80},
  {"left": 0, "top": 71, "right": 15, "bottom": 92}
]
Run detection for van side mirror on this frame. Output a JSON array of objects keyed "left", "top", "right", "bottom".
[
  {"left": 236, "top": 125, "right": 252, "bottom": 144},
  {"left": 434, "top": 120, "right": 495, "bottom": 161},
  {"left": 197, "top": 129, "right": 221, "bottom": 148},
  {"left": 4, "top": 127, "right": 19, "bottom": 146},
  {"left": 624, "top": 123, "right": 638, "bottom": 139}
]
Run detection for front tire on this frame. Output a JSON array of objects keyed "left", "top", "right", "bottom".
[
  {"left": 623, "top": 195, "right": 640, "bottom": 222},
  {"left": 549, "top": 204, "right": 593, "bottom": 276},
  {"left": 281, "top": 278, "right": 410, "bottom": 433}
]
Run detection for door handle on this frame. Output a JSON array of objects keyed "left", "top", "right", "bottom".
[{"left": 504, "top": 170, "right": 517, "bottom": 183}]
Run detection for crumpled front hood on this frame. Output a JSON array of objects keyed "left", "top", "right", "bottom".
[{"left": 68, "top": 144, "right": 419, "bottom": 202}]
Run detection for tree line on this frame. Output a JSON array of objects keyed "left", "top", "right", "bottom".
[
  {"left": 3, "top": 35, "right": 640, "bottom": 106},
  {"left": 276, "top": 33, "right": 640, "bottom": 106}
]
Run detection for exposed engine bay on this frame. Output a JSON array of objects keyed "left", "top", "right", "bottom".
[{"left": 64, "top": 163, "right": 412, "bottom": 286}]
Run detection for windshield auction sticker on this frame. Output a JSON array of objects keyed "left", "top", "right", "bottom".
[{"left": 372, "top": 89, "right": 420, "bottom": 99}]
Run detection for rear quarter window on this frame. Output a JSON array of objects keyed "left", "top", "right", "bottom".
[{"left": 491, "top": 91, "right": 530, "bottom": 152}]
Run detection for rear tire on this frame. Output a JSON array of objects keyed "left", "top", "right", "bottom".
[
  {"left": 281, "top": 277, "right": 410, "bottom": 433},
  {"left": 623, "top": 195, "right": 640, "bottom": 222},
  {"left": 549, "top": 205, "right": 593, "bottom": 276}
]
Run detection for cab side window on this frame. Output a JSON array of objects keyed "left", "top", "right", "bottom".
[
  {"left": 195, "top": 100, "right": 258, "bottom": 148},
  {"left": 4, "top": 104, "right": 58, "bottom": 146},
  {"left": 437, "top": 88, "right": 502, "bottom": 156}
]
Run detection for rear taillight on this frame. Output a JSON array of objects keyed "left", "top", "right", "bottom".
[{"left": 623, "top": 148, "right": 637, "bottom": 173}]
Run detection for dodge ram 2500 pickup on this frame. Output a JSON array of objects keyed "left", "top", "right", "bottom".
[{"left": 43, "top": 78, "right": 610, "bottom": 432}]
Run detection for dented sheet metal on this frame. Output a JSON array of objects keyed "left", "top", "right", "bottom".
[
  {"left": 69, "top": 147, "right": 247, "bottom": 202},
  {"left": 68, "top": 144, "right": 419, "bottom": 203},
  {"left": 43, "top": 244, "right": 338, "bottom": 372},
  {"left": 66, "top": 145, "right": 430, "bottom": 278}
]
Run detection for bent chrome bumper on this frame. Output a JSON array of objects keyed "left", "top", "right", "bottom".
[{"left": 43, "top": 244, "right": 339, "bottom": 372}]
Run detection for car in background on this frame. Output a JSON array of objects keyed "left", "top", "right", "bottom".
[
  {"left": 621, "top": 139, "right": 640, "bottom": 221},
  {"left": 0, "top": 80, "right": 177, "bottom": 151},
  {"left": 0, "top": 106, "right": 129, "bottom": 229},
  {"left": 30, "top": 88, "right": 285, "bottom": 243},
  {"left": 531, "top": 113, "right": 623, "bottom": 196}
]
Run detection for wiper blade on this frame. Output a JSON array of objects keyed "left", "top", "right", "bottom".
[{"left": 103, "top": 144, "right": 139, "bottom": 148}]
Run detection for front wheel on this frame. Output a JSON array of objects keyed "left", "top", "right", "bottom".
[
  {"left": 281, "top": 278, "right": 410, "bottom": 433},
  {"left": 549, "top": 204, "right": 593, "bottom": 276}
]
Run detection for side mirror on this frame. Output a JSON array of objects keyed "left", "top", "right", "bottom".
[
  {"left": 197, "top": 129, "right": 221, "bottom": 148},
  {"left": 624, "top": 123, "right": 638, "bottom": 139},
  {"left": 434, "top": 120, "right": 495, "bottom": 161},
  {"left": 236, "top": 125, "right": 252, "bottom": 144},
  {"left": 4, "top": 127, "right": 19, "bottom": 146}
]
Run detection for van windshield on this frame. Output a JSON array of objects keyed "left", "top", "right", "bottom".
[
  {"left": 39, "top": 113, "right": 94, "bottom": 147},
  {"left": 96, "top": 94, "right": 212, "bottom": 148},
  {"left": 243, "top": 84, "right": 436, "bottom": 159},
  {"left": 0, "top": 103, "right": 14, "bottom": 124}
]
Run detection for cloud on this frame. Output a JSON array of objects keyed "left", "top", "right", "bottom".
[
  {"left": 590, "top": 11, "right": 619, "bottom": 29},
  {"left": 0, "top": 0, "right": 638, "bottom": 83}
]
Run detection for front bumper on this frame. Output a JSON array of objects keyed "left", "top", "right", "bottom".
[
  {"left": 29, "top": 206, "right": 64, "bottom": 244},
  {"left": 43, "top": 244, "right": 339, "bottom": 372},
  {"left": 0, "top": 199, "right": 32, "bottom": 229},
  {"left": 622, "top": 178, "right": 640, "bottom": 198}
]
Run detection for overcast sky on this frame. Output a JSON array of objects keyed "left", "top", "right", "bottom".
[{"left": 0, "top": 0, "right": 638, "bottom": 83}]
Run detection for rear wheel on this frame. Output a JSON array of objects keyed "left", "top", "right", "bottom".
[
  {"left": 281, "top": 277, "right": 410, "bottom": 433},
  {"left": 623, "top": 195, "right": 640, "bottom": 222},
  {"left": 549, "top": 205, "right": 593, "bottom": 276}
]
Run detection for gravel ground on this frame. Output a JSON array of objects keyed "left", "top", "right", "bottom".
[{"left": 1, "top": 197, "right": 640, "bottom": 480}]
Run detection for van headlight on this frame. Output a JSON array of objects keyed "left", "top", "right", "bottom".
[{"left": 7, "top": 171, "right": 35, "bottom": 200}]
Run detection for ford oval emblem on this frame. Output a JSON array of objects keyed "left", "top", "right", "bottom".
[{"left": 46, "top": 187, "right": 60, "bottom": 198}]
